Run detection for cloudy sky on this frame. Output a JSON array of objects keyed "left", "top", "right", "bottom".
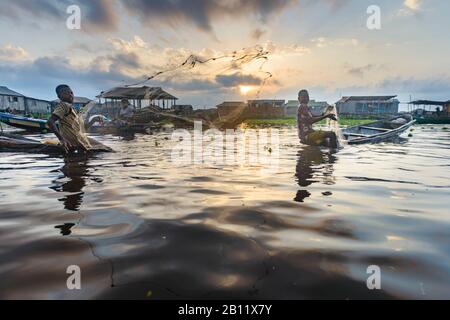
[{"left": 0, "top": 0, "right": 449, "bottom": 109}]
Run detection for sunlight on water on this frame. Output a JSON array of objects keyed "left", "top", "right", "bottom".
[{"left": 0, "top": 125, "right": 449, "bottom": 299}]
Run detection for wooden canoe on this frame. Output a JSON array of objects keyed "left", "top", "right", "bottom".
[
  {"left": 0, "top": 133, "right": 113, "bottom": 155},
  {"left": 343, "top": 115, "right": 416, "bottom": 145}
]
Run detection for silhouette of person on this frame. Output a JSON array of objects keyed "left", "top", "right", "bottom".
[{"left": 294, "top": 146, "right": 336, "bottom": 202}]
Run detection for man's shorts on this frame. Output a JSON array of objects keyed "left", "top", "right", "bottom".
[{"left": 305, "top": 130, "right": 330, "bottom": 146}]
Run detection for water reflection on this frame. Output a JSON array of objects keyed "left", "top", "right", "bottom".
[
  {"left": 1, "top": 126, "right": 449, "bottom": 299},
  {"left": 50, "top": 156, "right": 89, "bottom": 211},
  {"left": 294, "top": 146, "right": 336, "bottom": 202}
]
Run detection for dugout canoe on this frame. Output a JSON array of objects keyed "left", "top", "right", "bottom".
[
  {"left": 0, "top": 133, "right": 113, "bottom": 155},
  {"left": 343, "top": 115, "right": 416, "bottom": 145}
]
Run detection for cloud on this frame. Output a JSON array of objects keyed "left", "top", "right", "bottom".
[
  {"left": 331, "top": 76, "right": 450, "bottom": 103},
  {"left": 264, "top": 42, "right": 311, "bottom": 55},
  {"left": 79, "top": 0, "right": 118, "bottom": 32},
  {"left": 251, "top": 28, "right": 267, "bottom": 41},
  {"left": 404, "top": 0, "right": 422, "bottom": 11},
  {"left": 0, "top": 53, "right": 138, "bottom": 101},
  {"left": 120, "top": 0, "right": 296, "bottom": 32},
  {"left": 0, "top": 0, "right": 118, "bottom": 32},
  {"left": 377, "top": 76, "right": 450, "bottom": 97},
  {"left": 398, "top": 0, "right": 422, "bottom": 16},
  {"left": 311, "top": 37, "right": 359, "bottom": 48},
  {"left": 346, "top": 64, "right": 387, "bottom": 78},
  {"left": 0, "top": 44, "right": 31, "bottom": 62},
  {"left": 0, "top": 42, "right": 273, "bottom": 102},
  {"left": 215, "top": 73, "right": 263, "bottom": 87},
  {"left": 0, "top": 0, "right": 354, "bottom": 35},
  {"left": 303, "top": 0, "right": 351, "bottom": 11}
]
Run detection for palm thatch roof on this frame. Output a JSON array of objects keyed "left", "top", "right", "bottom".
[{"left": 97, "top": 86, "right": 178, "bottom": 101}]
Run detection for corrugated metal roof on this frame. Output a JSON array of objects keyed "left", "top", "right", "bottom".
[
  {"left": 0, "top": 86, "right": 24, "bottom": 97},
  {"left": 410, "top": 100, "right": 450, "bottom": 106},
  {"left": 248, "top": 99, "right": 285, "bottom": 103},
  {"left": 337, "top": 96, "right": 397, "bottom": 103},
  {"left": 25, "top": 97, "right": 51, "bottom": 103}
]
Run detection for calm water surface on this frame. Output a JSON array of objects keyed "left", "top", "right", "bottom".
[{"left": 0, "top": 125, "right": 449, "bottom": 299}]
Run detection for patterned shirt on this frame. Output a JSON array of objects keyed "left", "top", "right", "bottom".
[
  {"left": 297, "top": 104, "right": 314, "bottom": 142},
  {"left": 53, "top": 102, "right": 92, "bottom": 150}
]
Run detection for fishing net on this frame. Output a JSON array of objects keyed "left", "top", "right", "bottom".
[
  {"left": 324, "top": 105, "right": 346, "bottom": 148},
  {"left": 117, "top": 45, "right": 274, "bottom": 129}
]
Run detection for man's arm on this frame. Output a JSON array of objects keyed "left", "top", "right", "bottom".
[
  {"left": 299, "top": 106, "right": 335, "bottom": 125},
  {"left": 47, "top": 114, "right": 71, "bottom": 152},
  {"left": 310, "top": 114, "right": 336, "bottom": 124}
]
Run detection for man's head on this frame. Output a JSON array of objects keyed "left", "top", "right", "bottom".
[
  {"left": 298, "top": 89, "right": 310, "bottom": 105},
  {"left": 56, "top": 85, "right": 74, "bottom": 104},
  {"left": 121, "top": 99, "right": 129, "bottom": 108}
]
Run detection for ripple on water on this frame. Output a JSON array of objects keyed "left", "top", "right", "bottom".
[{"left": 0, "top": 126, "right": 449, "bottom": 299}]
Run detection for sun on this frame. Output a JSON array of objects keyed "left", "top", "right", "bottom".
[{"left": 239, "top": 85, "right": 255, "bottom": 95}]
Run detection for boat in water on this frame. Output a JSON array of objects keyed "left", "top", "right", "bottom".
[
  {"left": 409, "top": 100, "right": 450, "bottom": 124},
  {"left": 343, "top": 115, "right": 415, "bottom": 145},
  {"left": 0, "top": 112, "right": 49, "bottom": 132},
  {"left": 0, "top": 132, "right": 112, "bottom": 155}
]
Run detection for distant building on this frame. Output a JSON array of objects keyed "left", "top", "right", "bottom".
[
  {"left": 52, "top": 97, "right": 92, "bottom": 111},
  {"left": 284, "top": 100, "right": 329, "bottom": 117},
  {"left": 98, "top": 86, "right": 178, "bottom": 110},
  {"left": 0, "top": 86, "right": 25, "bottom": 112},
  {"left": 410, "top": 100, "right": 450, "bottom": 123},
  {"left": 217, "top": 101, "right": 247, "bottom": 116},
  {"left": 247, "top": 100, "right": 285, "bottom": 118},
  {"left": 217, "top": 100, "right": 286, "bottom": 119},
  {"left": 336, "top": 96, "right": 399, "bottom": 115},
  {"left": 0, "top": 86, "right": 51, "bottom": 114},
  {"left": 172, "top": 104, "right": 194, "bottom": 116},
  {"left": 25, "top": 98, "right": 52, "bottom": 114}
]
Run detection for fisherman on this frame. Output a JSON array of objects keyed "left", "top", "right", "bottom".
[
  {"left": 119, "top": 98, "right": 135, "bottom": 121},
  {"left": 47, "top": 85, "right": 92, "bottom": 153},
  {"left": 297, "top": 89, "right": 338, "bottom": 148}
]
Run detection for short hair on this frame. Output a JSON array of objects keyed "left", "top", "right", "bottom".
[
  {"left": 55, "top": 84, "right": 70, "bottom": 96},
  {"left": 298, "top": 89, "right": 309, "bottom": 97}
]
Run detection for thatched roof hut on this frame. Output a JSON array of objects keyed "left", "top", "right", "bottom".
[{"left": 97, "top": 86, "right": 178, "bottom": 109}]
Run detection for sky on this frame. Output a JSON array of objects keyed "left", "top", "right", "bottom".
[{"left": 0, "top": 0, "right": 449, "bottom": 110}]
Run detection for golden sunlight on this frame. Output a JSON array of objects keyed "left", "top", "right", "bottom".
[{"left": 239, "top": 85, "right": 255, "bottom": 95}]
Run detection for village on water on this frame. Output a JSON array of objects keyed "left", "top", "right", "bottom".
[{"left": 1, "top": 84, "right": 449, "bottom": 138}]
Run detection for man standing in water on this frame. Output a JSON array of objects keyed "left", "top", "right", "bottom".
[
  {"left": 47, "top": 85, "right": 92, "bottom": 153},
  {"left": 297, "top": 89, "right": 338, "bottom": 148},
  {"left": 119, "top": 99, "right": 135, "bottom": 121}
]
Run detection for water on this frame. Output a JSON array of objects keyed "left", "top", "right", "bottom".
[{"left": 0, "top": 125, "right": 449, "bottom": 299}]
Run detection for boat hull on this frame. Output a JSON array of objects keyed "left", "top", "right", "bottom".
[
  {"left": 0, "top": 112, "right": 49, "bottom": 132},
  {"left": 343, "top": 115, "right": 416, "bottom": 145},
  {"left": 0, "top": 133, "right": 113, "bottom": 155}
]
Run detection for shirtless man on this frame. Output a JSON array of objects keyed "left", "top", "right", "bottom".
[
  {"left": 119, "top": 99, "right": 135, "bottom": 120},
  {"left": 297, "top": 89, "right": 338, "bottom": 148}
]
